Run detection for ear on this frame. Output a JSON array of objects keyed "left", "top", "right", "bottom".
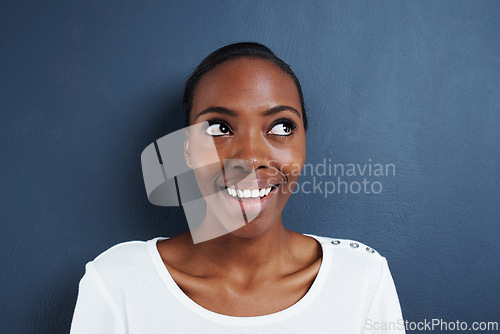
[{"left": 184, "top": 130, "right": 192, "bottom": 169}]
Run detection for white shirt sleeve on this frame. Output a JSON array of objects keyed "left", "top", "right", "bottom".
[
  {"left": 70, "top": 262, "right": 125, "bottom": 334},
  {"left": 363, "top": 257, "right": 406, "bottom": 334}
]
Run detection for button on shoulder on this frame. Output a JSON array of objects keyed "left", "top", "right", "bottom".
[{"left": 326, "top": 237, "right": 382, "bottom": 258}]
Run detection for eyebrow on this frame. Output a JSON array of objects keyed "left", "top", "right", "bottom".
[{"left": 194, "top": 105, "right": 302, "bottom": 120}]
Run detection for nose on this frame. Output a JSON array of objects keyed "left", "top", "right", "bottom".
[{"left": 224, "top": 129, "right": 271, "bottom": 173}]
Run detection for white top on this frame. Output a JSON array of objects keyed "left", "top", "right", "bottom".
[{"left": 70, "top": 235, "right": 405, "bottom": 333}]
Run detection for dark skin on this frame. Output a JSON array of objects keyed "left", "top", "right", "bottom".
[{"left": 157, "top": 57, "right": 322, "bottom": 317}]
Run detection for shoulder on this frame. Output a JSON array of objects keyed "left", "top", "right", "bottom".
[
  {"left": 93, "top": 239, "right": 149, "bottom": 263},
  {"left": 308, "top": 234, "right": 383, "bottom": 257},
  {"left": 307, "top": 234, "right": 393, "bottom": 287},
  {"left": 76, "top": 238, "right": 168, "bottom": 309},
  {"left": 306, "top": 234, "right": 388, "bottom": 271},
  {"left": 86, "top": 238, "right": 163, "bottom": 278}
]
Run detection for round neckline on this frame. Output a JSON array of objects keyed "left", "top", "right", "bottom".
[{"left": 146, "top": 234, "right": 332, "bottom": 326}]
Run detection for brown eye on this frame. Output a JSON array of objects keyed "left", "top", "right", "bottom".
[
  {"left": 206, "top": 122, "right": 232, "bottom": 136},
  {"left": 268, "top": 122, "right": 293, "bottom": 136}
]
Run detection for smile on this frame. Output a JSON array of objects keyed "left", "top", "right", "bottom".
[{"left": 225, "top": 186, "right": 277, "bottom": 199}]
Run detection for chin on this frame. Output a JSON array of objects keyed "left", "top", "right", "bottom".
[{"left": 226, "top": 215, "right": 278, "bottom": 239}]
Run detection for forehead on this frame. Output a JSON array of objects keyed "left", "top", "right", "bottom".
[{"left": 192, "top": 57, "right": 301, "bottom": 113}]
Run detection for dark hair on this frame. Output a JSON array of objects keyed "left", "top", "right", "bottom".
[{"left": 183, "top": 42, "right": 308, "bottom": 131}]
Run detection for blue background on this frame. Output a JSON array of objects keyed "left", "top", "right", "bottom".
[{"left": 1, "top": 0, "right": 499, "bottom": 333}]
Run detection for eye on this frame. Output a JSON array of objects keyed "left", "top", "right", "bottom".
[
  {"left": 267, "top": 119, "right": 297, "bottom": 136},
  {"left": 206, "top": 121, "right": 232, "bottom": 136}
]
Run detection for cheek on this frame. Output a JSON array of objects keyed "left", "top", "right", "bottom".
[
  {"left": 279, "top": 152, "right": 304, "bottom": 195},
  {"left": 274, "top": 143, "right": 306, "bottom": 180},
  {"left": 188, "top": 135, "right": 224, "bottom": 191},
  {"left": 188, "top": 134, "right": 220, "bottom": 169},
  {"left": 286, "top": 157, "right": 305, "bottom": 181}
]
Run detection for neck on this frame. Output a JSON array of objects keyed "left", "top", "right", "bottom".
[{"left": 191, "top": 218, "right": 294, "bottom": 280}]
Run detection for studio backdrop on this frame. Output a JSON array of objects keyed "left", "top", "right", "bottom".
[{"left": 1, "top": 0, "right": 499, "bottom": 333}]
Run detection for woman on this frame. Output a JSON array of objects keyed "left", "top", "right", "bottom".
[{"left": 70, "top": 42, "right": 405, "bottom": 333}]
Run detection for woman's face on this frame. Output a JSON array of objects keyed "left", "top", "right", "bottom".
[{"left": 187, "top": 57, "right": 306, "bottom": 238}]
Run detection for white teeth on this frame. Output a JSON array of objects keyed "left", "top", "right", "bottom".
[{"left": 226, "top": 186, "right": 274, "bottom": 199}]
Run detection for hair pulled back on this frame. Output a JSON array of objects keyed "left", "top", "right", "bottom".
[{"left": 183, "top": 42, "right": 307, "bottom": 131}]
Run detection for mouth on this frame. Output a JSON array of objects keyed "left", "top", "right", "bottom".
[
  {"left": 208, "top": 181, "right": 282, "bottom": 225},
  {"left": 221, "top": 185, "right": 279, "bottom": 201}
]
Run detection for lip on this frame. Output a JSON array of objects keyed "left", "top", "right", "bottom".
[
  {"left": 215, "top": 183, "right": 280, "bottom": 220},
  {"left": 216, "top": 168, "right": 286, "bottom": 190},
  {"left": 221, "top": 180, "right": 282, "bottom": 190}
]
